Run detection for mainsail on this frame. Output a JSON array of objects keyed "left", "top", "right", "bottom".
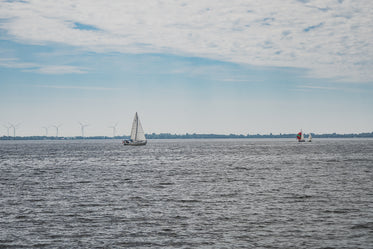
[
  {"left": 297, "top": 130, "right": 305, "bottom": 142},
  {"left": 130, "top": 112, "right": 146, "bottom": 141},
  {"left": 297, "top": 132, "right": 303, "bottom": 140}
]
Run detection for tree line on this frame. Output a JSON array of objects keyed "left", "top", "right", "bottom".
[{"left": 1, "top": 132, "right": 373, "bottom": 140}]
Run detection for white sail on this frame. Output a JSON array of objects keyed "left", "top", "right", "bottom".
[
  {"left": 308, "top": 133, "right": 312, "bottom": 142},
  {"left": 130, "top": 113, "right": 138, "bottom": 140},
  {"left": 301, "top": 132, "right": 304, "bottom": 140},
  {"left": 135, "top": 116, "right": 146, "bottom": 141},
  {"left": 130, "top": 112, "right": 146, "bottom": 141}
]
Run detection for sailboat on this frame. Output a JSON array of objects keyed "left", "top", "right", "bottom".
[
  {"left": 307, "top": 133, "right": 312, "bottom": 142},
  {"left": 122, "top": 112, "right": 147, "bottom": 146},
  {"left": 297, "top": 130, "right": 305, "bottom": 142}
]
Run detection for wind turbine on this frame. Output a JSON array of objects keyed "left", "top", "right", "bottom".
[
  {"left": 42, "top": 126, "right": 48, "bottom": 136},
  {"left": 8, "top": 123, "right": 21, "bottom": 137},
  {"left": 52, "top": 124, "right": 62, "bottom": 137},
  {"left": 79, "top": 122, "right": 89, "bottom": 137},
  {"left": 3, "top": 125, "right": 11, "bottom": 136},
  {"left": 109, "top": 122, "right": 118, "bottom": 137}
]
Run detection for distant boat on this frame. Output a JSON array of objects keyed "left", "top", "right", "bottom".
[
  {"left": 122, "top": 112, "right": 147, "bottom": 146},
  {"left": 308, "top": 133, "right": 312, "bottom": 142},
  {"left": 297, "top": 130, "right": 305, "bottom": 142}
]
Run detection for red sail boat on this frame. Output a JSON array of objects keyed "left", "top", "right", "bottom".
[{"left": 297, "top": 130, "right": 305, "bottom": 142}]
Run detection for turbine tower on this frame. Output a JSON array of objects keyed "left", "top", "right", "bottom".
[
  {"left": 8, "top": 123, "right": 20, "bottom": 137},
  {"left": 109, "top": 122, "right": 118, "bottom": 137},
  {"left": 52, "top": 124, "right": 62, "bottom": 137},
  {"left": 79, "top": 122, "right": 89, "bottom": 137},
  {"left": 3, "top": 125, "right": 11, "bottom": 136},
  {"left": 43, "top": 126, "right": 48, "bottom": 136}
]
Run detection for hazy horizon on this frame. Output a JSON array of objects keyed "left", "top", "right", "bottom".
[
  {"left": 1, "top": 124, "right": 372, "bottom": 138},
  {"left": 1, "top": 0, "right": 372, "bottom": 137}
]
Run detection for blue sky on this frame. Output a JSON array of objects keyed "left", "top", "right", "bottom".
[{"left": 0, "top": 0, "right": 372, "bottom": 136}]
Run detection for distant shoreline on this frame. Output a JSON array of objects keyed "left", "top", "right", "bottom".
[{"left": 1, "top": 132, "right": 373, "bottom": 140}]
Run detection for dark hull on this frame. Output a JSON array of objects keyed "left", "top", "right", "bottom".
[{"left": 123, "top": 140, "right": 147, "bottom": 146}]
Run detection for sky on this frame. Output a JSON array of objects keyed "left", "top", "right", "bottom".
[{"left": 0, "top": 0, "right": 372, "bottom": 137}]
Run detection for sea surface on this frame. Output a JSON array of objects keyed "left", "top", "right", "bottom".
[{"left": 0, "top": 138, "right": 372, "bottom": 248}]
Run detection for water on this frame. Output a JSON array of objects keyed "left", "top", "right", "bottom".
[{"left": 1, "top": 139, "right": 372, "bottom": 248}]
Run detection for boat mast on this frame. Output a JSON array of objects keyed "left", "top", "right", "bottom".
[{"left": 135, "top": 112, "right": 138, "bottom": 141}]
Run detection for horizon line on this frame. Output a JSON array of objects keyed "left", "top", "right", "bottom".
[{"left": 1, "top": 131, "right": 373, "bottom": 139}]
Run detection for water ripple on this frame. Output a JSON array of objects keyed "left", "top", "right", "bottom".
[{"left": 0, "top": 139, "right": 372, "bottom": 248}]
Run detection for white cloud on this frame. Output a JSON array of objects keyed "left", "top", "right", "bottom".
[
  {"left": 24, "top": 65, "right": 86, "bottom": 74},
  {"left": 0, "top": 0, "right": 372, "bottom": 82},
  {"left": 34, "top": 84, "right": 123, "bottom": 91},
  {"left": 295, "top": 84, "right": 364, "bottom": 93},
  {"left": 0, "top": 58, "right": 38, "bottom": 68},
  {"left": 298, "top": 85, "right": 338, "bottom": 90},
  {"left": 0, "top": 58, "right": 86, "bottom": 74}
]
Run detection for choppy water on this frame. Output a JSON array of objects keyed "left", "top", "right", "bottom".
[{"left": 0, "top": 139, "right": 372, "bottom": 248}]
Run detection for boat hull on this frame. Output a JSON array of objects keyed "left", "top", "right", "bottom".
[{"left": 122, "top": 140, "right": 147, "bottom": 146}]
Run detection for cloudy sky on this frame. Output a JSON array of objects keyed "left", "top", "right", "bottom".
[{"left": 0, "top": 0, "right": 372, "bottom": 136}]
